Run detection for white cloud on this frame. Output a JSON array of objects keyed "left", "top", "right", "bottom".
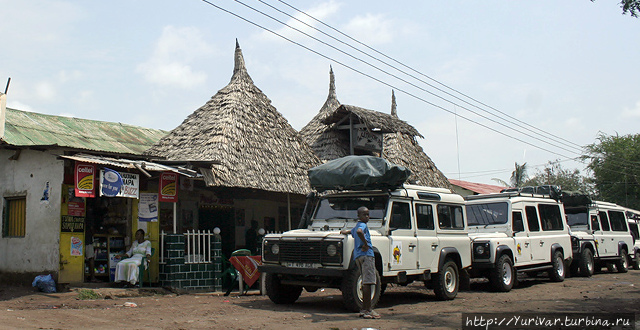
[
  {"left": 35, "top": 82, "right": 56, "bottom": 101},
  {"left": 58, "top": 70, "right": 84, "bottom": 83},
  {"left": 136, "top": 26, "right": 213, "bottom": 89},
  {"left": 257, "top": 0, "right": 341, "bottom": 42},
  {"left": 6, "top": 101, "right": 34, "bottom": 112},
  {"left": 621, "top": 101, "right": 640, "bottom": 119},
  {"left": 343, "top": 13, "right": 394, "bottom": 45}
]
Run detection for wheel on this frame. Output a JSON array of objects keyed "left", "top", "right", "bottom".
[
  {"left": 341, "top": 265, "right": 381, "bottom": 312},
  {"left": 578, "top": 248, "right": 595, "bottom": 277},
  {"left": 433, "top": 260, "right": 459, "bottom": 300},
  {"left": 549, "top": 251, "right": 565, "bottom": 282},
  {"left": 634, "top": 251, "right": 640, "bottom": 270},
  {"left": 616, "top": 250, "right": 629, "bottom": 273},
  {"left": 489, "top": 254, "right": 515, "bottom": 292},
  {"left": 265, "top": 273, "right": 303, "bottom": 304}
]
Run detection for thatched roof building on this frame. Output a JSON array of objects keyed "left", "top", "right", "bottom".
[
  {"left": 382, "top": 91, "right": 451, "bottom": 188},
  {"left": 145, "top": 41, "right": 320, "bottom": 195},
  {"left": 298, "top": 67, "right": 345, "bottom": 161}
]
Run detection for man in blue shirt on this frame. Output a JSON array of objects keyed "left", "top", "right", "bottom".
[{"left": 341, "top": 206, "right": 380, "bottom": 319}]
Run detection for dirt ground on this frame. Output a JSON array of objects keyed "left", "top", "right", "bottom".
[{"left": 1, "top": 269, "right": 639, "bottom": 330}]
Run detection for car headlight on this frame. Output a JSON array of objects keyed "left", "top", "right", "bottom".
[
  {"left": 475, "top": 245, "right": 485, "bottom": 256},
  {"left": 271, "top": 243, "right": 280, "bottom": 255},
  {"left": 327, "top": 244, "right": 337, "bottom": 256}
]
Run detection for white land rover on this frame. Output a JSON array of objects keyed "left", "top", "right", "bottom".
[
  {"left": 259, "top": 185, "right": 471, "bottom": 311},
  {"left": 624, "top": 208, "right": 640, "bottom": 270},
  {"left": 465, "top": 192, "right": 573, "bottom": 292},
  {"left": 563, "top": 195, "right": 635, "bottom": 276}
]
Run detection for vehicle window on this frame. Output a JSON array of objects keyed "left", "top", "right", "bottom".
[
  {"left": 512, "top": 212, "right": 525, "bottom": 232},
  {"left": 599, "top": 211, "right": 611, "bottom": 231},
  {"left": 416, "top": 204, "right": 434, "bottom": 230},
  {"left": 314, "top": 196, "right": 388, "bottom": 220},
  {"left": 591, "top": 215, "right": 600, "bottom": 231},
  {"left": 390, "top": 202, "right": 411, "bottom": 230},
  {"left": 539, "top": 204, "right": 564, "bottom": 231},
  {"left": 629, "top": 222, "right": 639, "bottom": 242},
  {"left": 565, "top": 207, "right": 588, "bottom": 227},
  {"left": 608, "top": 211, "right": 628, "bottom": 232},
  {"left": 437, "top": 204, "right": 464, "bottom": 229},
  {"left": 525, "top": 206, "right": 540, "bottom": 232},
  {"left": 465, "top": 202, "right": 508, "bottom": 226}
]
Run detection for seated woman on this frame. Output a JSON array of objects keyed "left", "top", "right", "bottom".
[{"left": 115, "top": 229, "right": 151, "bottom": 286}]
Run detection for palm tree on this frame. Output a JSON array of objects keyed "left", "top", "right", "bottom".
[{"left": 493, "top": 162, "right": 529, "bottom": 188}]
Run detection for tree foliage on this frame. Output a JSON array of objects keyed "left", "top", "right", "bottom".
[
  {"left": 582, "top": 133, "right": 640, "bottom": 209},
  {"left": 593, "top": 0, "right": 640, "bottom": 17},
  {"left": 524, "top": 160, "right": 595, "bottom": 195},
  {"left": 493, "top": 162, "right": 529, "bottom": 188}
]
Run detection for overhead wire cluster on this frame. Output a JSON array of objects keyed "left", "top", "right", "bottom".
[{"left": 199, "top": 0, "right": 637, "bottom": 182}]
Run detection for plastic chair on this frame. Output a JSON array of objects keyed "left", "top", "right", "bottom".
[{"left": 138, "top": 248, "right": 155, "bottom": 287}]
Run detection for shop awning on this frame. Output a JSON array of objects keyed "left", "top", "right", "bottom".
[{"left": 59, "top": 153, "right": 201, "bottom": 178}]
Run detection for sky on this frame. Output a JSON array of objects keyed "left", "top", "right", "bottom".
[{"left": 2, "top": 0, "right": 639, "bottom": 186}]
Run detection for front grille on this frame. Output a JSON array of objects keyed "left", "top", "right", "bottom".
[{"left": 263, "top": 239, "right": 342, "bottom": 264}]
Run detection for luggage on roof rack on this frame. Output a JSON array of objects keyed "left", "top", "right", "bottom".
[
  {"left": 307, "top": 155, "right": 411, "bottom": 192},
  {"left": 559, "top": 191, "right": 592, "bottom": 207}
]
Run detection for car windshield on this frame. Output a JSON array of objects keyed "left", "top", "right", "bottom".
[
  {"left": 466, "top": 202, "right": 508, "bottom": 226},
  {"left": 312, "top": 195, "right": 388, "bottom": 226},
  {"left": 565, "top": 208, "right": 588, "bottom": 227}
]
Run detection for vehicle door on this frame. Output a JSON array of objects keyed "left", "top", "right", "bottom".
[
  {"left": 525, "top": 205, "right": 546, "bottom": 262},
  {"left": 597, "top": 210, "right": 614, "bottom": 257},
  {"left": 435, "top": 203, "right": 467, "bottom": 266},
  {"left": 388, "top": 201, "right": 418, "bottom": 272},
  {"left": 608, "top": 210, "right": 633, "bottom": 255},
  {"left": 512, "top": 210, "right": 532, "bottom": 265},
  {"left": 415, "top": 202, "right": 439, "bottom": 272},
  {"left": 537, "top": 203, "right": 569, "bottom": 259}
]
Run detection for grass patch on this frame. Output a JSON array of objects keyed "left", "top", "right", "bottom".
[{"left": 77, "top": 289, "right": 102, "bottom": 300}]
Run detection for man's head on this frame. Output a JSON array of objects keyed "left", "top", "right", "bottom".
[{"left": 357, "top": 206, "right": 370, "bottom": 223}]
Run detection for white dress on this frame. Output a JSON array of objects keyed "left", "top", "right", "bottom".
[{"left": 115, "top": 240, "right": 152, "bottom": 284}]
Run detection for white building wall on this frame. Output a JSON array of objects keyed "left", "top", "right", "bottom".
[{"left": 0, "top": 149, "right": 64, "bottom": 273}]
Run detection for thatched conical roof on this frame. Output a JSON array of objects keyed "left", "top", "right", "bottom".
[
  {"left": 298, "top": 67, "right": 347, "bottom": 161},
  {"left": 145, "top": 40, "right": 320, "bottom": 195},
  {"left": 382, "top": 91, "right": 451, "bottom": 188}
]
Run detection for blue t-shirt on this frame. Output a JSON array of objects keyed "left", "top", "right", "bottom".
[{"left": 351, "top": 221, "right": 374, "bottom": 259}]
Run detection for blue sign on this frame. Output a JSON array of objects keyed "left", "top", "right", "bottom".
[{"left": 101, "top": 168, "right": 123, "bottom": 197}]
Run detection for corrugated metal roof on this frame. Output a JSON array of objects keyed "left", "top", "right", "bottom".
[
  {"left": 1, "top": 108, "right": 168, "bottom": 155},
  {"left": 59, "top": 154, "right": 201, "bottom": 178}
]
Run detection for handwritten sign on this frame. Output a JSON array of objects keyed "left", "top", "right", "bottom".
[{"left": 61, "top": 215, "right": 85, "bottom": 232}]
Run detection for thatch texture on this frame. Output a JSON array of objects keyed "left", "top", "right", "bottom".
[
  {"left": 382, "top": 91, "right": 451, "bottom": 189},
  {"left": 323, "top": 104, "right": 423, "bottom": 137},
  {"left": 145, "top": 41, "right": 320, "bottom": 195},
  {"left": 298, "top": 67, "right": 348, "bottom": 161}
]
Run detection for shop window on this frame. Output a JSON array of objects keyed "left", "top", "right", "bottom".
[{"left": 3, "top": 197, "right": 26, "bottom": 237}]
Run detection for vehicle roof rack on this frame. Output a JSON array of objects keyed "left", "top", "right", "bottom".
[{"left": 465, "top": 185, "right": 561, "bottom": 201}]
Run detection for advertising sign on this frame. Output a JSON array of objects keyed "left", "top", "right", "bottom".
[
  {"left": 115, "top": 172, "right": 140, "bottom": 199},
  {"left": 355, "top": 128, "right": 382, "bottom": 152},
  {"left": 75, "top": 163, "right": 96, "bottom": 198},
  {"left": 100, "top": 168, "right": 123, "bottom": 197},
  {"left": 159, "top": 172, "right": 178, "bottom": 203},
  {"left": 139, "top": 193, "right": 159, "bottom": 222}
]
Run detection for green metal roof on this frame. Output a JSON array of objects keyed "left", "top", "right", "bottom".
[{"left": 1, "top": 108, "right": 168, "bottom": 155}]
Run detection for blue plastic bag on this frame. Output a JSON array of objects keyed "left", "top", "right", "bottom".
[{"left": 32, "top": 274, "right": 57, "bottom": 293}]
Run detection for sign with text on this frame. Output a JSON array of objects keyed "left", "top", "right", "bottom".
[
  {"left": 74, "top": 162, "right": 96, "bottom": 198},
  {"left": 159, "top": 172, "right": 178, "bottom": 203},
  {"left": 138, "top": 193, "right": 158, "bottom": 222},
  {"left": 61, "top": 215, "right": 85, "bottom": 232},
  {"left": 355, "top": 128, "right": 382, "bottom": 152},
  {"left": 100, "top": 168, "right": 123, "bottom": 197},
  {"left": 115, "top": 172, "right": 139, "bottom": 199}
]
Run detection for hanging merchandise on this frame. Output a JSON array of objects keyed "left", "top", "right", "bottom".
[
  {"left": 159, "top": 172, "right": 178, "bottom": 203},
  {"left": 75, "top": 162, "right": 96, "bottom": 198},
  {"left": 100, "top": 168, "right": 123, "bottom": 197}
]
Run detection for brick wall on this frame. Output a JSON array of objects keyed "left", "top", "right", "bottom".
[{"left": 159, "top": 234, "right": 223, "bottom": 291}]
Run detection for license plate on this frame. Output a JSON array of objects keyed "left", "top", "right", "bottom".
[{"left": 287, "top": 262, "right": 318, "bottom": 268}]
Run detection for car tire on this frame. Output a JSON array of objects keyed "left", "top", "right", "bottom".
[
  {"left": 433, "top": 260, "right": 459, "bottom": 300},
  {"left": 616, "top": 250, "right": 629, "bottom": 273},
  {"left": 265, "top": 273, "right": 303, "bottom": 304},
  {"left": 490, "top": 254, "right": 515, "bottom": 292},
  {"left": 549, "top": 250, "right": 565, "bottom": 282},
  {"left": 634, "top": 251, "right": 640, "bottom": 270},
  {"left": 578, "top": 248, "right": 595, "bottom": 277},
  {"left": 341, "top": 264, "right": 381, "bottom": 312}
]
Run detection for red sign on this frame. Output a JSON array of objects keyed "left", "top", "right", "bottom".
[
  {"left": 229, "top": 256, "right": 262, "bottom": 287},
  {"left": 75, "top": 163, "right": 95, "bottom": 198},
  {"left": 159, "top": 172, "right": 178, "bottom": 203}
]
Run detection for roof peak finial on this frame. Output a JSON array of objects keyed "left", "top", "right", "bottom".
[
  {"left": 391, "top": 90, "right": 397, "bottom": 117},
  {"left": 328, "top": 66, "right": 336, "bottom": 98}
]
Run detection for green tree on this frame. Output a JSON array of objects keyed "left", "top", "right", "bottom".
[
  {"left": 592, "top": 0, "right": 640, "bottom": 17},
  {"left": 493, "top": 162, "right": 529, "bottom": 188},
  {"left": 524, "top": 160, "right": 595, "bottom": 195},
  {"left": 583, "top": 133, "right": 640, "bottom": 209}
]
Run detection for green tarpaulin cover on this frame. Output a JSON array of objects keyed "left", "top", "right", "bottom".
[{"left": 308, "top": 155, "right": 411, "bottom": 192}]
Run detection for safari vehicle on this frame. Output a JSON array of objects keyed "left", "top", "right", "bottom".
[
  {"left": 624, "top": 208, "right": 640, "bottom": 270},
  {"left": 258, "top": 156, "right": 471, "bottom": 312},
  {"left": 562, "top": 194, "right": 635, "bottom": 276},
  {"left": 465, "top": 188, "right": 573, "bottom": 292}
]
